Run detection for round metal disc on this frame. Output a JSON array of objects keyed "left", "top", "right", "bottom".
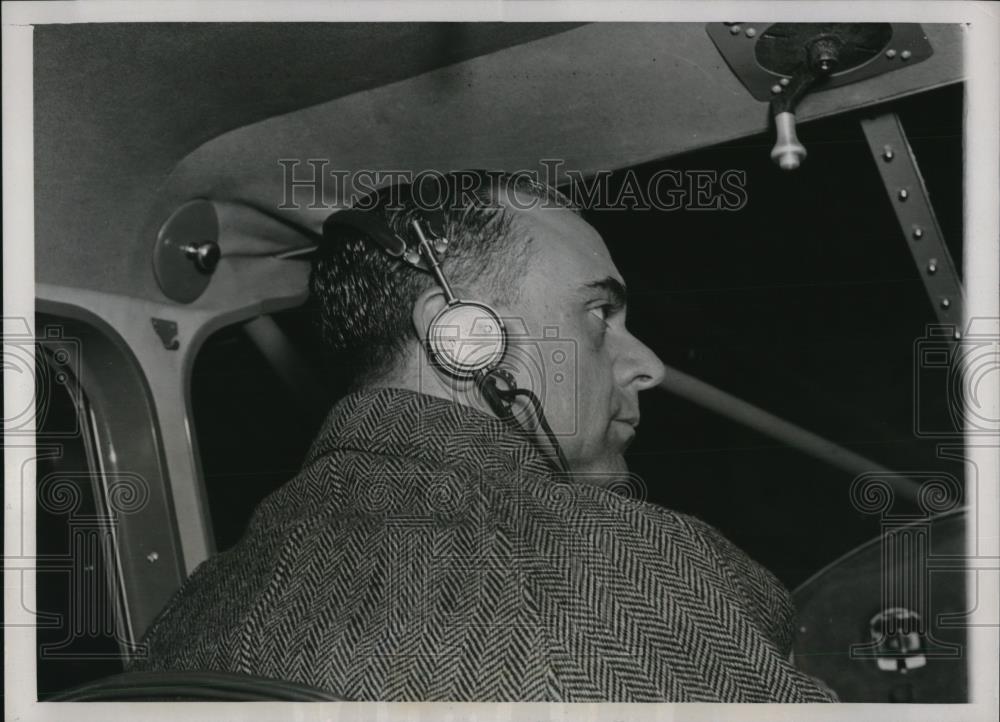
[
  {"left": 152, "top": 199, "right": 219, "bottom": 303},
  {"left": 427, "top": 302, "right": 507, "bottom": 377}
]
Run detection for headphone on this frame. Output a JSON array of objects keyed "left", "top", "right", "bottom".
[{"left": 321, "top": 175, "right": 569, "bottom": 472}]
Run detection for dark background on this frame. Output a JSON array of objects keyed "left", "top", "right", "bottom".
[{"left": 192, "top": 83, "right": 965, "bottom": 587}]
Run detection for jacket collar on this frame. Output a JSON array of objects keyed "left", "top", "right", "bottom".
[{"left": 304, "top": 386, "right": 558, "bottom": 479}]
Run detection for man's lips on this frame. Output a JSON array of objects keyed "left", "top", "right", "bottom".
[
  {"left": 612, "top": 419, "right": 638, "bottom": 451},
  {"left": 612, "top": 418, "right": 639, "bottom": 446}
]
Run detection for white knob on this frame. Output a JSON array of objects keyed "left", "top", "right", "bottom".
[{"left": 771, "top": 111, "right": 808, "bottom": 171}]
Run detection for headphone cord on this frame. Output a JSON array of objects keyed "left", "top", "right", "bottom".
[
  {"left": 511, "top": 387, "right": 571, "bottom": 473},
  {"left": 476, "top": 370, "right": 570, "bottom": 474}
]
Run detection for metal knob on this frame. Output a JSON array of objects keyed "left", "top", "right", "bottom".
[
  {"left": 765, "top": 34, "right": 839, "bottom": 172},
  {"left": 181, "top": 241, "right": 221, "bottom": 274},
  {"left": 771, "top": 112, "right": 807, "bottom": 171}
]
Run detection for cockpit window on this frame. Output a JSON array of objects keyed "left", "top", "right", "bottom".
[{"left": 191, "top": 306, "right": 338, "bottom": 551}]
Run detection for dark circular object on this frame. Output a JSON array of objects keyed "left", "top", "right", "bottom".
[
  {"left": 152, "top": 199, "right": 220, "bottom": 303},
  {"left": 807, "top": 35, "right": 843, "bottom": 74},
  {"left": 755, "top": 23, "right": 894, "bottom": 77},
  {"left": 793, "top": 508, "right": 967, "bottom": 702}
]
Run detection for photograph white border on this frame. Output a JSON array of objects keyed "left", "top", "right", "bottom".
[{"left": 4, "top": 2, "right": 998, "bottom": 721}]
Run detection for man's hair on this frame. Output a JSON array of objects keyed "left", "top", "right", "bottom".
[{"left": 310, "top": 171, "right": 577, "bottom": 386}]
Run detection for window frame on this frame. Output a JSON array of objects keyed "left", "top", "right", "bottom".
[{"left": 36, "top": 305, "right": 187, "bottom": 650}]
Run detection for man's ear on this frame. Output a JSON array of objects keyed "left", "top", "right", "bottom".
[{"left": 411, "top": 285, "right": 449, "bottom": 341}]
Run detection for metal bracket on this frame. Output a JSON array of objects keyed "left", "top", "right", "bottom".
[
  {"left": 151, "top": 318, "right": 180, "bottom": 351},
  {"left": 707, "top": 23, "right": 934, "bottom": 102},
  {"left": 860, "top": 112, "right": 963, "bottom": 333}
]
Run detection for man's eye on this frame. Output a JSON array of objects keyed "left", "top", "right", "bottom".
[{"left": 589, "top": 304, "right": 613, "bottom": 324}]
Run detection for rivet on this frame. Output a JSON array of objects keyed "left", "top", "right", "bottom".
[
  {"left": 940, "top": 298, "right": 951, "bottom": 310},
  {"left": 730, "top": 24, "right": 742, "bottom": 34},
  {"left": 771, "top": 84, "right": 783, "bottom": 94},
  {"left": 882, "top": 146, "right": 894, "bottom": 161},
  {"left": 886, "top": 49, "right": 897, "bottom": 59},
  {"left": 745, "top": 27, "right": 757, "bottom": 38},
  {"left": 912, "top": 226, "right": 924, "bottom": 240},
  {"left": 901, "top": 50, "right": 912, "bottom": 60},
  {"left": 927, "top": 259, "right": 938, "bottom": 274},
  {"left": 954, "top": 330, "right": 962, "bottom": 341},
  {"left": 146, "top": 551, "right": 160, "bottom": 563},
  {"left": 898, "top": 189, "right": 909, "bottom": 201},
  {"left": 779, "top": 77, "right": 790, "bottom": 87}
]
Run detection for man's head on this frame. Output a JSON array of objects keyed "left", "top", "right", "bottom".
[{"left": 311, "top": 171, "right": 665, "bottom": 481}]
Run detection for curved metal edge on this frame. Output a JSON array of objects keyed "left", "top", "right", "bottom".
[
  {"left": 46, "top": 670, "right": 344, "bottom": 702},
  {"left": 35, "top": 300, "right": 188, "bottom": 646},
  {"left": 792, "top": 506, "right": 967, "bottom": 598}
]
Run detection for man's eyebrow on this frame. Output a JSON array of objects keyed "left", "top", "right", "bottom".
[{"left": 583, "top": 277, "right": 628, "bottom": 307}]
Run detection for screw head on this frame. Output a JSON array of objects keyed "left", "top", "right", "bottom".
[
  {"left": 182, "top": 241, "right": 221, "bottom": 274},
  {"left": 779, "top": 77, "right": 790, "bottom": 87},
  {"left": 883, "top": 146, "right": 895, "bottom": 161},
  {"left": 901, "top": 50, "right": 912, "bottom": 60},
  {"left": 146, "top": 551, "right": 160, "bottom": 563},
  {"left": 940, "top": 298, "right": 951, "bottom": 310},
  {"left": 745, "top": 27, "right": 757, "bottom": 38},
  {"left": 912, "top": 226, "right": 924, "bottom": 240},
  {"left": 927, "top": 260, "right": 938, "bottom": 274},
  {"left": 898, "top": 189, "right": 909, "bottom": 201},
  {"left": 886, "top": 49, "right": 897, "bottom": 59},
  {"left": 730, "top": 24, "right": 742, "bottom": 34},
  {"left": 771, "top": 84, "right": 783, "bottom": 94}
]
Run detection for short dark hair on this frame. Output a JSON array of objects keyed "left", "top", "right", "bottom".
[{"left": 310, "top": 171, "right": 576, "bottom": 386}]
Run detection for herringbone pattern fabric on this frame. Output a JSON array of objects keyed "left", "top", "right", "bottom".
[{"left": 130, "top": 387, "right": 837, "bottom": 701}]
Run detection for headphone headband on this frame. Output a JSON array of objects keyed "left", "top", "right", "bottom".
[
  {"left": 322, "top": 184, "right": 450, "bottom": 273},
  {"left": 321, "top": 176, "right": 508, "bottom": 380}
]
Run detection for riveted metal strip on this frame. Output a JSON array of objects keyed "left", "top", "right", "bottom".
[{"left": 860, "top": 112, "right": 964, "bottom": 334}]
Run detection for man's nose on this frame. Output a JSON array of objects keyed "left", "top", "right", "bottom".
[{"left": 617, "top": 331, "right": 666, "bottom": 391}]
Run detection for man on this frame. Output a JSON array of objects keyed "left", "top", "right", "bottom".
[{"left": 131, "top": 171, "right": 836, "bottom": 702}]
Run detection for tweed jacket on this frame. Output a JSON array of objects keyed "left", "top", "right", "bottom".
[{"left": 131, "top": 386, "right": 836, "bottom": 701}]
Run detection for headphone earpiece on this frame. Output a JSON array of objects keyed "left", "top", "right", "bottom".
[
  {"left": 324, "top": 200, "right": 509, "bottom": 380},
  {"left": 427, "top": 301, "right": 507, "bottom": 379}
]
